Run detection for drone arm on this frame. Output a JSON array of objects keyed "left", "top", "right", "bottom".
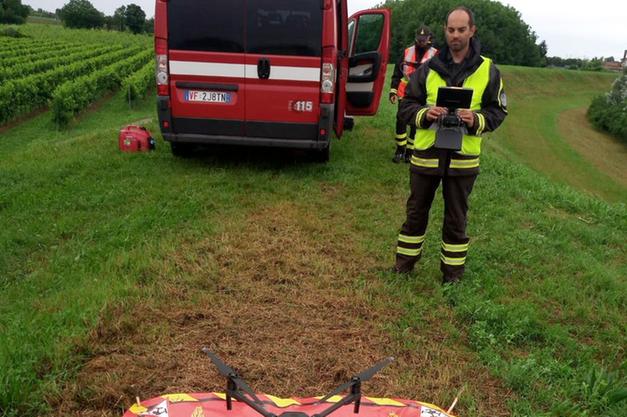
[
  {"left": 313, "top": 392, "right": 360, "bottom": 417},
  {"left": 230, "top": 390, "right": 277, "bottom": 417}
]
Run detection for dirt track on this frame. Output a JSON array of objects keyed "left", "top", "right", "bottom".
[{"left": 50, "top": 201, "right": 512, "bottom": 417}]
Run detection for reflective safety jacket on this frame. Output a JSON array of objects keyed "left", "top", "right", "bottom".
[
  {"left": 390, "top": 45, "right": 438, "bottom": 99},
  {"left": 398, "top": 38, "right": 508, "bottom": 176}
]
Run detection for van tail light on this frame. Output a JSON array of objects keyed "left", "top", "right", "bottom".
[
  {"left": 320, "top": 48, "right": 336, "bottom": 104},
  {"left": 155, "top": 38, "right": 169, "bottom": 96}
]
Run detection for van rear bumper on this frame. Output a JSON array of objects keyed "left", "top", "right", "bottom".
[
  {"left": 163, "top": 133, "right": 329, "bottom": 150},
  {"left": 157, "top": 97, "right": 333, "bottom": 150}
]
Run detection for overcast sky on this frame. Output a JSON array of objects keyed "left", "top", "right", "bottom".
[{"left": 22, "top": 0, "right": 627, "bottom": 59}]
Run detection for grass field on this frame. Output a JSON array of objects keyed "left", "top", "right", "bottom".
[{"left": 0, "top": 38, "right": 625, "bottom": 417}]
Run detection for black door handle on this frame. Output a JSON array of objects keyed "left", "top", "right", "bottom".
[{"left": 257, "top": 58, "right": 271, "bottom": 79}]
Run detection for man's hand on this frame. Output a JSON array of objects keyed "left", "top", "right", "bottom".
[
  {"left": 456, "top": 109, "right": 475, "bottom": 128},
  {"left": 426, "top": 106, "right": 448, "bottom": 121},
  {"left": 389, "top": 92, "right": 398, "bottom": 104}
]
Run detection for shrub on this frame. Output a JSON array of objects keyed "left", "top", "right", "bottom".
[
  {"left": 0, "top": 27, "right": 26, "bottom": 37},
  {"left": 587, "top": 74, "right": 627, "bottom": 142},
  {"left": 122, "top": 59, "right": 154, "bottom": 103}
]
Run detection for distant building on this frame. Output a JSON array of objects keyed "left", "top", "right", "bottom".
[
  {"left": 604, "top": 61, "right": 623, "bottom": 71},
  {"left": 603, "top": 52, "right": 625, "bottom": 71}
]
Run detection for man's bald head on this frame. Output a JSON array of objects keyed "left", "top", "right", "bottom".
[
  {"left": 444, "top": 6, "right": 476, "bottom": 56},
  {"left": 446, "top": 6, "right": 475, "bottom": 27}
]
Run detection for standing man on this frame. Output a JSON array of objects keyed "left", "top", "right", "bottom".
[
  {"left": 393, "top": 6, "right": 508, "bottom": 283},
  {"left": 389, "top": 25, "right": 438, "bottom": 163}
]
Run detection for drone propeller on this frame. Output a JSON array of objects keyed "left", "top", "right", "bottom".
[
  {"left": 202, "top": 348, "right": 262, "bottom": 404},
  {"left": 202, "top": 350, "right": 392, "bottom": 417},
  {"left": 318, "top": 357, "right": 394, "bottom": 403}
]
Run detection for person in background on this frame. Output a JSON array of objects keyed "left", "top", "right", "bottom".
[
  {"left": 389, "top": 25, "right": 438, "bottom": 163},
  {"left": 393, "top": 6, "right": 508, "bottom": 283}
]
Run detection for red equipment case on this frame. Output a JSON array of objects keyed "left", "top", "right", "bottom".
[{"left": 119, "top": 125, "right": 155, "bottom": 152}]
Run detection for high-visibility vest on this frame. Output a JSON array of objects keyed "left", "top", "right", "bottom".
[
  {"left": 413, "top": 57, "right": 492, "bottom": 156},
  {"left": 398, "top": 46, "right": 438, "bottom": 98}
]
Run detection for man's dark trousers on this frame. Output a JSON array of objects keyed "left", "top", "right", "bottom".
[
  {"left": 396, "top": 171, "right": 477, "bottom": 279},
  {"left": 395, "top": 108, "right": 417, "bottom": 148}
]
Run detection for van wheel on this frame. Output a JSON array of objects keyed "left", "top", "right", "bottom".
[
  {"left": 170, "top": 142, "right": 193, "bottom": 157},
  {"left": 312, "top": 146, "right": 330, "bottom": 163}
]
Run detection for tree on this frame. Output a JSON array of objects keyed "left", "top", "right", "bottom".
[
  {"left": 124, "top": 3, "right": 145, "bottom": 34},
  {"left": 144, "top": 17, "right": 154, "bottom": 34},
  {"left": 538, "top": 40, "right": 548, "bottom": 66},
  {"left": 582, "top": 57, "right": 603, "bottom": 72},
  {"left": 381, "top": 0, "right": 548, "bottom": 66},
  {"left": 0, "top": 0, "right": 30, "bottom": 24},
  {"left": 112, "top": 5, "right": 126, "bottom": 31},
  {"left": 58, "top": 0, "right": 104, "bottom": 29}
]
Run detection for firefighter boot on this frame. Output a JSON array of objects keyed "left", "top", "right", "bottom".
[
  {"left": 404, "top": 147, "right": 413, "bottom": 163},
  {"left": 392, "top": 145, "right": 405, "bottom": 163}
]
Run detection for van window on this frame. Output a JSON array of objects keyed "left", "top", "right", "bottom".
[
  {"left": 168, "top": 0, "right": 244, "bottom": 53},
  {"left": 247, "top": 0, "right": 322, "bottom": 56},
  {"left": 354, "top": 14, "right": 384, "bottom": 55}
]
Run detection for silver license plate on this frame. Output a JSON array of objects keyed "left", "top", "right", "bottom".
[{"left": 185, "top": 90, "right": 232, "bottom": 103}]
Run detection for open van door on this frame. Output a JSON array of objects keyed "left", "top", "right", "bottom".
[
  {"left": 334, "top": 7, "right": 390, "bottom": 137},
  {"left": 344, "top": 9, "right": 390, "bottom": 116}
]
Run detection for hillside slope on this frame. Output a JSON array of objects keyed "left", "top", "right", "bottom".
[{"left": 489, "top": 66, "right": 623, "bottom": 202}]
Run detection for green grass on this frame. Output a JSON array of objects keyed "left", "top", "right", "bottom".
[
  {"left": 1, "top": 64, "right": 625, "bottom": 417},
  {"left": 0, "top": 23, "right": 150, "bottom": 46},
  {"left": 491, "top": 66, "right": 624, "bottom": 202},
  {"left": 26, "top": 17, "right": 62, "bottom": 25}
]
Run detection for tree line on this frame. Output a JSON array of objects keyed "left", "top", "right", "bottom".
[
  {"left": 0, "top": 0, "right": 153, "bottom": 34},
  {"left": 375, "top": 0, "right": 624, "bottom": 71},
  {"left": 546, "top": 56, "right": 620, "bottom": 71},
  {"left": 378, "top": 0, "right": 547, "bottom": 66},
  {"left": 0, "top": 0, "right": 29, "bottom": 24}
]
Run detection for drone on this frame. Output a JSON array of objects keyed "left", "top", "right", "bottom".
[{"left": 122, "top": 349, "right": 458, "bottom": 417}]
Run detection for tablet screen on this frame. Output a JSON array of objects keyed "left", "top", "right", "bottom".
[{"left": 436, "top": 87, "right": 473, "bottom": 109}]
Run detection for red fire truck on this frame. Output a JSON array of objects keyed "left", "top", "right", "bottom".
[{"left": 154, "top": 0, "right": 390, "bottom": 161}]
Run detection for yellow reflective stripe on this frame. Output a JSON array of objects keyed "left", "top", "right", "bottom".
[
  {"left": 476, "top": 113, "right": 486, "bottom": 135},
  {"left": 440, "top": 254, "right": 466, "bottom": 266},
  {"left": 213, "top": 392, "right": 227, "bottom": 400},
  {"left": 365, "top": 397, "right": 405, "bottom": 406},
  {"left": 390, "top": 88, "right": 398, "bottom": 94},
  {"left": 411, "top": 156, "right": 439, "bottom": 168},
  {"left": 397, "top": 247, "right": 422, "bottom": 256},
  {"left": 441, "top": 242, "right": 469, "bottom": 252},
  {"left": 449, "top": 158, "right": 480, "bottom": 169},
  {"left": 399, "top": 234, "right": 425, "bottom": 244},
  {"left": 265, "top": 395, "right": 301, "bottom": 407},
  {"left": 315, "top": 395, "right": 343, "bottom": 403},
  {"left": 129, "top": 403, "right": 148, "bottom": 414},
  {"left": 396, "top": 140, "right": 407, "bottom": 146},
  {"left": 163, "top": 393, "right": 198, "bottom": 402},
  {"left": 395, "top": 132, "right": 408, "bottom": 139},
  {"left": 416, "top": 107, "right": 428, "bottom": 127}
]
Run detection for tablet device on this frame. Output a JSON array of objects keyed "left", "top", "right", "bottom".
[{"left": 436, "top": 87, "right": 473, "bottom": 109}]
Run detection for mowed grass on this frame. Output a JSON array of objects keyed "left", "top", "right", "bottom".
[
  {"left": 1, "top": 64, "right": 625, "bottom": 417},
  {"left": 491, "top": 66, "right": 624, "bottom": 202}
]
